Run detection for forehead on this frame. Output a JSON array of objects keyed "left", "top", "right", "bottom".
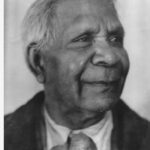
[
  {"left": 57, "top": 0, "right": 115, "bottom": 16},
  {"left": 55, "top": 0, "right": 121, "bottom": 32}
]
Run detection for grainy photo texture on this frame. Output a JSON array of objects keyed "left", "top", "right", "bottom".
[{"left": 5, "top": 0, "right": 150, "bottom": 150}]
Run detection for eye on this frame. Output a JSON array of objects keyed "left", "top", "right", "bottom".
[
  {"left": 108, "top": 34, "right": 124, "bottom": 48},
  {"left": 72, "top": 33, "right": 93, "bottom": 43},
  {"left": 68, "top": 32, "right": 94, "bottom": 49}
]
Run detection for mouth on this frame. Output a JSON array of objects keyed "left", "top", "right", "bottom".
[
  {"left": 79, "top": 79, "right": 120, "bottom": 94},
  {"left": 75, "top": 68, "right": 122, "bottom": 95},
  {"left": 81, "top": 80, "right": 119, "bottom": 85}
]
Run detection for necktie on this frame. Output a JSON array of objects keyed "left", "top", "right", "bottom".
[{"left": 51, "top": 133, "right": 97, "bottom": 150}]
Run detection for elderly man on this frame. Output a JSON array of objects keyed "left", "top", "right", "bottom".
[{"left": 5, "top": 0, "right": 150, "bottom": 150}]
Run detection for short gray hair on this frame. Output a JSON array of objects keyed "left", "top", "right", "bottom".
[
  {"left": 22, "top": 0, "right": 117, "bottom": 75},
  {"left": 22, "top": 0, "right": 59, "bottom": 52},
  {"left": 22, "top": 0, "right": 116, "bottom": 52}
]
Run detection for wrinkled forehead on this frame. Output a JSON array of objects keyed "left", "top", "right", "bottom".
[
  {"left": 55, "top": 0, "right": 121, "bottom": 30},
  {"left": 57, "top": 0, "right": 116, "bottom": 15}
]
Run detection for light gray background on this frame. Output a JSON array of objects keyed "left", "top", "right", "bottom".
[{"left": 5, "top": 0, "right": 150, "bottom": 121}]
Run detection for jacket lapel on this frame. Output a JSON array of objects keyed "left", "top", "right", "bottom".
[
  {"left": 34, "top": 95, "right": 149, "bottom": 150},
  {"left": 5, "top": 92, "right": 149, "bottom": 150},
  {"left": 111, "top": 100, "right": 149, "bottom": 150}
]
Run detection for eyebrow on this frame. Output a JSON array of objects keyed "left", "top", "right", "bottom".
[
  {"left": 71, "top": 30, "right": 94, "bottom": 43},
  {"left": 68, "top": 25, "right": 99, "bottom": 42},
  {"left": 76, "top": 29, "right": 96, "bottom": 37},
  {"left": 107, "top": 26, "right": 125, "bottom": 37}
]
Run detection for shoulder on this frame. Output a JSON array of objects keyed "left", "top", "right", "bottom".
[
  {"left": 112, "top": 100, "right": 150, "bottom": 150},
  {"left": 113, "top": 100, "right": 150, "bottom": 126},
  {"left": 5, "top": 91, "right": 44, "bottom": 128},
  {"left": 4, "top": 91, "right": 45, "bottom": 150}
]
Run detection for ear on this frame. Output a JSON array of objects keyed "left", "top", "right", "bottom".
[{"left": 26, "top": 43, "right": 45, "bottom": 83}]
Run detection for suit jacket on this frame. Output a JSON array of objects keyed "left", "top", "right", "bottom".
[{"left": 5, "top": 91, "right": 150, "bottom": 150}]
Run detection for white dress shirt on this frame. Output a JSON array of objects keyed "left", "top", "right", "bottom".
[{"left": 43, "top": 107, "right": 113, "bottom": 150}]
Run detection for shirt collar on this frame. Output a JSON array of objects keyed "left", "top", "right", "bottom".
[{"left": 43, "top": 106, "right": 113, "bottom": 150}]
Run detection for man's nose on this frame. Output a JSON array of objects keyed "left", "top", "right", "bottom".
[{"left": 91, "top": 44, "right": 119, "bottom": 67}]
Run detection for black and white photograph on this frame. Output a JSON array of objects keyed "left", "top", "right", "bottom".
[{"left": 4, "top": 0, "right": 150, "bottom": 150}]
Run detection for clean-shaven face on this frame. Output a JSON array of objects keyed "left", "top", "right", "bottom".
[{"left": 43, "top": 0, "right": 129, "bottom": 113}]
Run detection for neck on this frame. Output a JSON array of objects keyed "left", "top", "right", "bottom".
[{"left": 44, "top": 97, "right": 105, "bottom": 130}]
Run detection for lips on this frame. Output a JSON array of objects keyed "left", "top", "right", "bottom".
[
  {"left": 81, "top": 80, "right": 120, "bottom": 85},
  {"left": 81, "top": 79, "right": 120, "bottom": 91},
  {"left": 80, "top": 67, "right": 122, "bottom": 85},
  {"left": 76, "top": 67, "right": 122, "bottom": 96},
  {"left": 80, "top": 79, "right": 120, "bottom": 95}
]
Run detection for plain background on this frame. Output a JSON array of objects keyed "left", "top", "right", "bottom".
[{"left": 4, "top": 0, "right": 150, "bottom": 121}]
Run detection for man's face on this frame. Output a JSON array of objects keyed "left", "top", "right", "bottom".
[{"left": 43, "top": 0, "right": 129, "bottom": 113}]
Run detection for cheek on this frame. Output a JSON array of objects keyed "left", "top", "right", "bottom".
[
  {"left": 121, "top": 50, "right": 130, "bottom": 76},
  {"left": 44, "top": 55, "right": 60, "bottom": 87},
  {"left": 43, "top": 50, "right": 87, "bottom": 98},
  {"left": 69, "top": 63, "right": 79, "bottom": 72},
  {"left": 58, "top": 54, "right": 86, "bottom": 97},
  {"left": 116, "top": 48, "right": 130, "bottom": 77},
  {"left": 59, "top": 53, "right": 86, "bottom": 78}
]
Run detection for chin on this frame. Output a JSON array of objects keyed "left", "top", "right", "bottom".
[{"left": 80, "top": 95, "right": 120, "bottom": 112}]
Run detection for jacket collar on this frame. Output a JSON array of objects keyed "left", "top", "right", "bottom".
[
  {"left": 7, "top": 91, "right": 147, "bottom": 150},
  {"left": 34, "top": 91, "right": 148, "bottom": 150}
]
